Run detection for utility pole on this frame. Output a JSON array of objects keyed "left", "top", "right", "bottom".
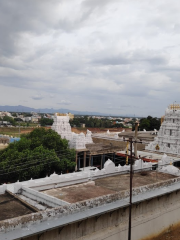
[
  {"left": 128, "top": 138, "right": 133, "bottom": 240},
  {"left": 123, "top": 136, "right": 142, "bottom": 240},
  {"left": 18, "top": 120, "right": 20, "bottom": 138},
  {"left": 134, "top": 122, "right": 138, "bottom": 158}
]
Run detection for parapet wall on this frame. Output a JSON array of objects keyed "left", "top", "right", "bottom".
[
  {"left": 21, "top": 187, "right": 69, "bottom": 207},
  {"left": 3, "top": 159, "right": 153, "bottom": 193},
  {"left": 1, "top": 176, "right": 180, "bottom": 234}
]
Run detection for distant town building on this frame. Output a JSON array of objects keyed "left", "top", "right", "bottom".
[
  {"left": 0, "top": 111, "right": 12, "bottom": 117},
  {"left": 24, "top": 117, "right": 31, "bottom": 122},
  {"left": 31, "top": 116, "right": 41, "bottom": 123}
]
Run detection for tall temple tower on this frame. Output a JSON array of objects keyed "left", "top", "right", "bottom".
[
  {"left": 51, "top": 113, "right": 72, "bottom": 141},
  {"left": 51, "top": 113, "right": 93, "bottom": 149},
  {"left": 146, "top": 104, "right": 180, "bottom": 154}
]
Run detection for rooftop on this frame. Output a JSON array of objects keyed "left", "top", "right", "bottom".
[
  {"left": 41, "top": 171, "right": 176, "bottom": 203},
  {"left": 42, "top": 181, "right": 115, "bottom": 203},
  {"left": 118, "top": 131, "right": 156, "bottom": 142},
  {"left": 0, "top": 193, "right": 33, "bottom": 221}
]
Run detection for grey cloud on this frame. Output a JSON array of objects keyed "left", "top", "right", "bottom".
[
  {"left": 0, "top": 0, "right": 180, "bottom": 117},
  {"left": 106, "top": 106, "right": 122, "bottom": 110},
  {"left": 93, "top": 56, "right": 131, "bottom": 66},
  {"left": 82, "top": 0, "right": 117, "bottom": 10},
  {"left": 58, "top": 100, "right": 71, "bottom": 105},
  {"left": 92, "top": 50, "right": 168, "bottom": 67},
  {"left": 31, "top": 95, "right": 43, "bottom": 100}
]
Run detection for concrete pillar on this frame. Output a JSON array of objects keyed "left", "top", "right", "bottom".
[
  {"left": 78, "top": 157, "right": 80, "bottom": 170},
  {"left": 101, "top": 154, "right": 103, "bottom": 169},
  {"left": 89, "top": 155, "right": 91, "bottom": 166},
  {"left": 113, "top": 152, "right": 115, "bottom": 164},
  {"left": 91, "top": 156, "right": 93, "bottom": 166},
  {"left": 83, "top": 151, "right": 86, "bottom": 168},
  {"left": 134, "top": 122, "right": 138, "bottom": 158},
  {"left": 75, "top": 152, "right": 78, "bottom": 171},
  {"left": 102, "top": 154, "right": 105, "bottom": 168}
]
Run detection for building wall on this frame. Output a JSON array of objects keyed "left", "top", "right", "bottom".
[{"left": 24, "top": 191, "right": 180, "bottom": 240}]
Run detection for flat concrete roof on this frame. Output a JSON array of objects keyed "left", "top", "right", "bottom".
[
  {"left": 41, "top": 172, "right": 176, "bottom": 203},
  {"left": 95, "top": 172, "right": 176, "bottom": 192},
  {"left": 117, "top": 150, "right": 180, "bottom": 162},
  {"left": 2, "top": 180, "right": 180, "bottom": 240},
  {"left": 41, "top": 182, "right": 115, "bottom": 203},
  {"left": 0, "top": 193, "right": 33, "bottom": 221},
  {"left": 118, "top": 131, "right": 156, "bottom": 142}
]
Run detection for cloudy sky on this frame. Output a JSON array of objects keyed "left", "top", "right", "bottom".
[{"left": 0, "top": 0, "right": 180, "bottom": 117}]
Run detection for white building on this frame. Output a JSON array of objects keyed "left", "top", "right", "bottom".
[
  {"left": 51, "top": 113, "right": 93, "bottom": 149},
  {"left": 146, "top": 104, "right": 180, "bottom": 154}
]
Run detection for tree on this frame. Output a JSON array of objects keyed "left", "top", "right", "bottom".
[
  {"left": 14, "top": 117, "right": 23, "bottom": 122},
  {"left": 139, "top": 119, "right": 150, "bottom": 130},
  {"left": 3, "top": 116, "right": 16, "bottom": 125},
  {"left": 0, "top": 128, "right": 76, "bottom": 183},
  {"left": 39, "top": 117, "right": 53, "bottom": 126},
  {"left": 138, "top": 116, "right": 160, "bottom": 131}
]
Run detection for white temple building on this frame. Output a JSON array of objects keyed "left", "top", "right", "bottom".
[
  {"left": 51, "top": 113, "right": 93, "bottom": 150},
  {"left": 146, "top": 104, "right": 180, "bottom": 154}
]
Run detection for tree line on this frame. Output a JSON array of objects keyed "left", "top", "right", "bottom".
[{"left": 70, "top": 116, "right": 130, "bottom": 128}]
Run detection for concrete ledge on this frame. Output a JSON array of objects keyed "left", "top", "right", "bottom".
[{"left": 21, "top": 187, "right": 69, "bottom": 208}]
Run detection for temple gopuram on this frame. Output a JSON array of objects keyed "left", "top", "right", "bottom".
[{"left": 146, "top": 104, "right": 180, "bottom": 154}]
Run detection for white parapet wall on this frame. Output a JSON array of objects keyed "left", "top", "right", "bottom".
[
  {"left": 4, "top": 159, "right": 153, "bottom": 193},
  {"left": 21, "top": 187, "right": 69, "bottom": 207},
  {"left": 0, "top": 184, "right": 7, "bottom": 195}
]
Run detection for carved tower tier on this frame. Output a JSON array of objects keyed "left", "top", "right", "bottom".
[{"left": 146, "top": 104, "right": 180, "bottom": 154}]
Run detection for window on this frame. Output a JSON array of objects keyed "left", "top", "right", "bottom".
[
  {"left": 168, "top": 143, "right": 170, "bottom": 148},
  {"left": 170, "top": 130, "right": 172, "bottom": 136}
]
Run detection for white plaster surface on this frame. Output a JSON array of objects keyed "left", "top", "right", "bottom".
[
  {"left": 146, "top": 105, "right": 180, "bottom": 154},
  {"left": 159, "top": 165, "right": 180, "bottom": 176},
  {"left": 0, "top": 184, "right": 7, "bottom": 194},
  {"left": 3, "top": 159, "right": 152, "bottom": 194},
  {"left": 51, "top": 113, "right": 93, "bottom": 149}
]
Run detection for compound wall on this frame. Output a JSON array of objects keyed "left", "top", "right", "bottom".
[{"left": 12, "top": 189, "right": 180, "bottom": 240}]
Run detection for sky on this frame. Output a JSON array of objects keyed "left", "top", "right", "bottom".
[{"left": 0, "top": 0, "right": 180, "bottom": 117}]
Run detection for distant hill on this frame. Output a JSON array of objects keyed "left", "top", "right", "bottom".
[{"left": 0, "top": 105, "right": 119, "bottom": 116}]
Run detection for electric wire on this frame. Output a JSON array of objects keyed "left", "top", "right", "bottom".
[
  {"left": 0, "top": 152, "right": 77, "bottom": 172},
  {"left": 0, "top": 158, "right": 70, "bottom": 176},
  {"left": 0, "top": 152, "right": 134, "bottom": 175},
  {"left": 0, "top": 150, "right": 148, "bottom": 173}
]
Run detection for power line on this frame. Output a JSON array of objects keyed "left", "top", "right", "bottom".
[
  {"left": 0, "top": 149, "right": 78, "bottom": 164},
  {"left": 0, "top": 158, "right": 70, "bottom": 176},
  {"left": 0, "top": 150, "right": 79, "bottom": 172},
  {"left": 0, "top": 152, "right": 144, "bottom": 175}
]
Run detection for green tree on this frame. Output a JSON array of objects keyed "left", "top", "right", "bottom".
[
  {"left": 3, "top": 116, "right": 16, "bottom": 125},
  {"left": 39, "top": 117, "right": 53, "bottom": 126},
  {"left": 14, "top": 117, "right": 23, "bottom": 122},
  {"left": 139, "top": 119, "right": 150, "bottom": 130},
  {"left": 0, "top": 128, "right": 76, "bottom": 183},
  {"left": 139, "top": 116, "right": 160, "bottom": 131}
]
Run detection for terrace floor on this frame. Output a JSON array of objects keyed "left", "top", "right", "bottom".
[
  {"left": 0, "top": 193, "right": 33, "bottom": 221},
  {"left": 41, "top": 171, "right": 176, "bottom": 203}
]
